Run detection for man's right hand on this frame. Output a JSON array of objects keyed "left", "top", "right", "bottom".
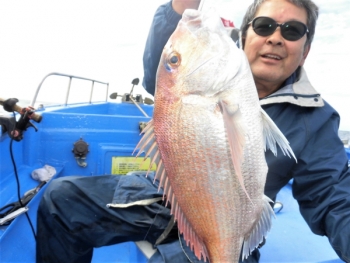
[{"left": 172, "top": 0, "right": 201, "bottom": 15}]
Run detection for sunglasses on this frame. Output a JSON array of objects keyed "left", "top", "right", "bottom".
[{"left": 249, "top": 16, "right": 309, "bottom": 41}]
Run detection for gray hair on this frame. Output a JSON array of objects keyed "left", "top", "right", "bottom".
[{"left": 240, "top": 0, "right": 319, "bottom": 48}]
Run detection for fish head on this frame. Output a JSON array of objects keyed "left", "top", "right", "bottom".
[{"left": 155, "top": 8, "right": 245, "bottom": 101}]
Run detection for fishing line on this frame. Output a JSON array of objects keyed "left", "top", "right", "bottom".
[
  {"left": 178, "top": 231, "right": 194, "bottom": 263},
  {"left": 9, "top": 111, "right": 37, "bottom": 241},
  {"left": 142, "top": 197, "right": 166, "bottom": 241},
  {"left": 198, "top": 0, "right": 206, "bottom": 11}
]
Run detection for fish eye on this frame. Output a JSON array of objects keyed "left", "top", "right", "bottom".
[
  {"left": 170, "top": 56, "right": 178, "bottom": 64},
  {"left": 166, "top": 52, "right": 181, "bottom": 68}
]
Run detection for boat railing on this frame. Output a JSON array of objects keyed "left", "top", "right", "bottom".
[{"left": 30, "top": 72, "right": 109, "bottom": 107}]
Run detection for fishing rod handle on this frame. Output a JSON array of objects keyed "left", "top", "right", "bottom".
[{"left": 0, "top": 97, "right": 42, "bottom": 123}]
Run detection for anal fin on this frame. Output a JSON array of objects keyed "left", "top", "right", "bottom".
[{"left": 242, "top": 195, "right": 275, "bottom": 260}]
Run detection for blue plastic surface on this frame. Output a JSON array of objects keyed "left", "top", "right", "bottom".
[
  {"left": 260, "top": 183, "right": 342, "bottom": 263},
  {"left": 345, "top": 148, "right": 350, "bottom": 165},
  {"left": 0, "top": 101, "right": 347, "bottom": 262},
  {"left": 0, "top": 102, "right": 151, "bottom": 262}
]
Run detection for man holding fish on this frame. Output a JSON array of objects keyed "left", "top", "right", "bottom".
[
  {"left": 142, "top": 0, "right": 350, "bottom": 261},
  {"left": 36, "top": 0, "right": 350, "bottom": 262}
]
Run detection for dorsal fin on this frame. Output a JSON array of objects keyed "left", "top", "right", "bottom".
[
  {"left": 175, "top": 199, "right": 210, "bottom": 262},
  {"left": 134, "top": 119, "right": 210, "bottom": 261}
]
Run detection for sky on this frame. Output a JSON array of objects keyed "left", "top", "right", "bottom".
[{"left": 0, "top": 0, "right": 349, "bottom": 130}]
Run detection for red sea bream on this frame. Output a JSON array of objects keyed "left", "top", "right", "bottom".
[{"left": 136, "top": 8, "right": 295, "bottom": 262}]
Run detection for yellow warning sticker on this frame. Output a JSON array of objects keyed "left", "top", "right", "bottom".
[{"left": 111, "top": 157, "right": 157, "bottom": 175}]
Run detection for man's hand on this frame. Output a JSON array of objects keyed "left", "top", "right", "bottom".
[{"left": 172, "top": 0, "right": 201, "bottom": 15}]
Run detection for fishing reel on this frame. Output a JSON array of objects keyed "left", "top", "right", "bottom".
[{"left": 0, "top": 98, "right": 42, "bottom": 141}]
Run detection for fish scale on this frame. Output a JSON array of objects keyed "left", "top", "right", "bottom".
[
  {"left": 135, "top": 8, "right": 295, "bottom": 263},
  {"left": 154, "top": 98, "right": 261, "bottom": 261}
]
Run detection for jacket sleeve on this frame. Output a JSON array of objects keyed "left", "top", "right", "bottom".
[
  {"left": 291, "top": 104, "right": 350, "bottom": 262},
  {"left": 142, "top": 1, "right": 182, "bottom": 96}
]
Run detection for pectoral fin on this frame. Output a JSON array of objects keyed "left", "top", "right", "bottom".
[{"left": 219, "top": 99, "right": 251, "bottom": 201}]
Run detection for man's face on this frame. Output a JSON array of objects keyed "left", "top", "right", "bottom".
[{"left": 244, "top": 0, "right": 310, "bottom": 97}]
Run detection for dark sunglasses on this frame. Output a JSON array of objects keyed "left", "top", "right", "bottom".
[{"left": 249, "top": 16, "right": 309, "bottom": 41}]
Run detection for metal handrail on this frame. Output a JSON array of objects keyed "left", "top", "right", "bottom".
[{"left": 30, "top": 72, "right": 109, "bottom": 107}]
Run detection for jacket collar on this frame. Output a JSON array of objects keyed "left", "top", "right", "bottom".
[{"left": 259, "top": 67, "right": 324, "bottom": 107}]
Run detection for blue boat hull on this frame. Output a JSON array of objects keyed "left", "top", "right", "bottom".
[{"left": 0, "top": 101, "right": 347, "bottom": 262}]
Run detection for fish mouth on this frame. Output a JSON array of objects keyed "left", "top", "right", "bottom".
[
  {"left": 261, "top": 53, "right": 283, "bottom": 60},
  {"left": 182, "top": 9, "right": 201, "bottom": 22}
]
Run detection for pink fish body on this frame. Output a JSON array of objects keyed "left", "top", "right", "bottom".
[{"left": 136, "top": 9, "right": 295, "bottom": 262}]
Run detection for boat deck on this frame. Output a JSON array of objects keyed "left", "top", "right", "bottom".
[{"left": 0, "top": 100, "right": 348, "bottom": 262}]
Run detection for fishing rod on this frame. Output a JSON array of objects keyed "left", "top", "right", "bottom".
[
  {"left": 0, "top": 97, "right": 42, "bottom": 122},
  {"left": 0, "top": 98, "right": 42, "bottom": 239}
]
